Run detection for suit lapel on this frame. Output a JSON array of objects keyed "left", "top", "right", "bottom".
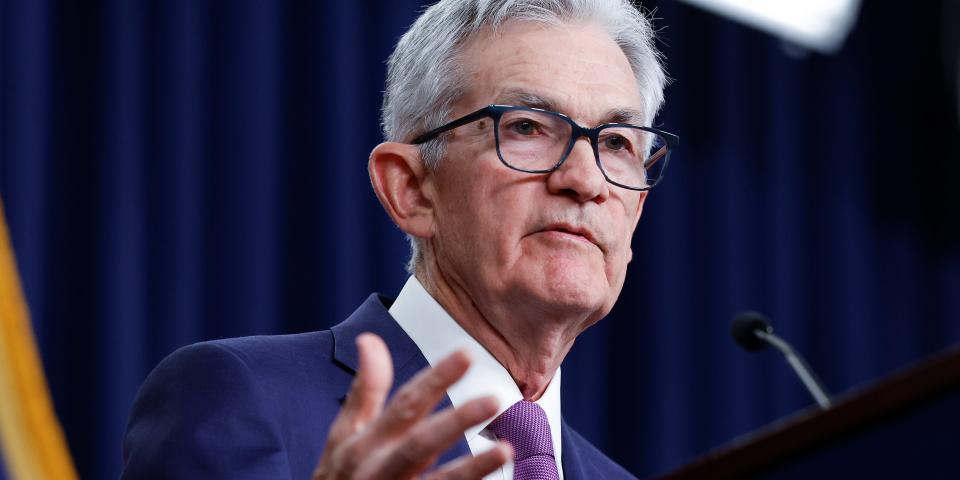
[
  {"left": 331, "top": 294, "right": 424, "bottom": 381},
  {"left": 561, "top": 419, "right": 591, "bottom": 480},
  {"left": 329, "top": 293, "right": 472, "bottom": 464}
]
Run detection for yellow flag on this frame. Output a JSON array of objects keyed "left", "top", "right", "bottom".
[{"left": 0, "top": 201, "right": 77, "bottom": 480}]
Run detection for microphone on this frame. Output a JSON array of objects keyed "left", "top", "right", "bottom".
[{"left": 731, "top": 311, "right": 832, "bottom": 410}]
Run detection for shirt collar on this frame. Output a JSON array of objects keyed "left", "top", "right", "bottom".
[{"left": 388, "top": 275, "right": 563, "bottom": 451}]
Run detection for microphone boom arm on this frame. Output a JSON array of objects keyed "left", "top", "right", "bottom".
[{"left": 754, "top": 329, "right": 833, "bottom": 409}]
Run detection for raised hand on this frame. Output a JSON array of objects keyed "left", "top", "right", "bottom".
[{"left": 313, "top": 333, "right": 512, "bottom": 480}]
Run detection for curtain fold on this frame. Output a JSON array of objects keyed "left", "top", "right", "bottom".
[{"left": 1, "top": 0, "right": 958, "bottom": 478}]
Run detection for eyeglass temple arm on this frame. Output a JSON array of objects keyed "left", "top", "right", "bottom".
[
  {"left": 411, "top": 107, "right": 492, "bottom": 144},
  {"left": 643, "top": 148, "right": 667, "bottom": 169}
]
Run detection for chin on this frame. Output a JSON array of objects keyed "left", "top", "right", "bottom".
[
  {"left": 501, "top": 249, "right": 614, "bottom": 316},
  {"left": 533, "top": 270, "right": 610, "bottom": 316}
]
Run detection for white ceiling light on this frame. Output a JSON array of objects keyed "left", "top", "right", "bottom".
[{"left": 676, "top": 0, "right": 862, "bottom": 54}]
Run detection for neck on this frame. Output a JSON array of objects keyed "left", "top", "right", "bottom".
[{"left": 416, "top": 259, "right": 589, "bottom": 400}]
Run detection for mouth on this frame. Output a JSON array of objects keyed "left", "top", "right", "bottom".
[{"left": 539, "top": 223, "right": 603, "bottom": 252}]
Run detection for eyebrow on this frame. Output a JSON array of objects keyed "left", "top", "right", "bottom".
[
  {"left": 496, "top": 90, "right": 560, "bottom": 112},
  {"left": 494, "top": 89, "right": 647, "bottom": 126},
  {"left": 606, "top": 108, "right": 646, "bottom": 126}
]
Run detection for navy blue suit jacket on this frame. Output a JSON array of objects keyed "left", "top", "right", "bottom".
[{"left": 122, "top": 294, "right": 636, "bottom": 479}]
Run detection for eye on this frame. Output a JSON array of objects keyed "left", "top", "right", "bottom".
[
  {"left": 603, "top": 134, "right": 631, "bottom": 151},
  {"left": 507, "top": 118, "right": 541, "bottom": 135}
]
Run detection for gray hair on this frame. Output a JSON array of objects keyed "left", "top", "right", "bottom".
[{"left": 380, "top": 0, "right": 667, "bottom": 274}]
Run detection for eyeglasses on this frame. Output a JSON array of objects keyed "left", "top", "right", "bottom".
[{"left": 412, "top": 105, "right": 678, "bottom": 191}]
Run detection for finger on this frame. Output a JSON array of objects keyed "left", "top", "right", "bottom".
[
  {"left": 328, "top": 333, "right": 393, "bottom": 442},
  {"left": 424, "top": 442, "right": 513, "bottom": 480},
  {"left": 351, "top": 333, "right": 394, "bottom": 423},
  {"left": 370, "top": 348, "right": 472, "bottom": 436},
  {"left": 379, "top": 395, "right": 500, "bottom": 478}
]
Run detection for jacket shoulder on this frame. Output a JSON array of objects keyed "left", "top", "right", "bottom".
[{"left": 122, "top": 331, "right": 346, "bottom": 479}]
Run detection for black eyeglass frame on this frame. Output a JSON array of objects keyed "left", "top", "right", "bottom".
[{"left": 411, "top": 104, "right": 679, "bottom": 191}]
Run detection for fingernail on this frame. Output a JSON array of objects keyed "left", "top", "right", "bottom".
[
  {"left": 356, "top": 332, "right": 383, "bottom": 348},
  {"left": 451, "top": 348, "right": 472, "bottom": 364},
  {"left": 478, "top": 395, "right": 499, "bottom": 414},
  {"left": 498, "top": 442, "right": 514, "bottom": 460}
]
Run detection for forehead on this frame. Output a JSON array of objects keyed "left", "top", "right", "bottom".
[{"left": 457, "top": 21, "right": 644, "bottom": 125}]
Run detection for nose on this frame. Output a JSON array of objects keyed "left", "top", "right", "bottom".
[{"left": 546, "top": 137, "right": 609, "bottom": 203}]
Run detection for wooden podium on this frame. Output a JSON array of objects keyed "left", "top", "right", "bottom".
[{"left": 659, "top": 346, "right": 960, "bottom": 479}]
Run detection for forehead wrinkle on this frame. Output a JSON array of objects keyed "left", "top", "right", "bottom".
[
  {"left": 494, "top": 89, "right": 561, "bottom": 112},
  {"left": 496, "top": 88, "right": 646, "bottom": 127}
]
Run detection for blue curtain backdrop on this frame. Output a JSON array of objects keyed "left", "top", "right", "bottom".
[{"left": 1, "top": 0, "right": 959, "bottom": 478}]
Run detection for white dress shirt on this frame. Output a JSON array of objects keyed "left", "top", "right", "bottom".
[{"left": 389, "top": 276, "right": 564, "bottom": 480}]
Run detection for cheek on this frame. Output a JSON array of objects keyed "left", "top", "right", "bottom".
[
  {"left": 599, "top": 240, "right": 633, "bottom": 311},
  {"left": 436, "top": 183, "right": 515, "bottom": 265},
  {"left": 604, "top": 212, "right": 639, "bottom": 277},
  {"left": 454, "top": 168, "right": 531, "bottom": 256},
  {"left": 604, "top": 245, "right": 630, "bottom": 285}
]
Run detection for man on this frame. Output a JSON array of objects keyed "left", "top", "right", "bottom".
[{"left": 122, "top": 0, "right": 674, "bottom": 478}]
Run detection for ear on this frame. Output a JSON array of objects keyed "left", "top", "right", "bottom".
[
  {"left": 627, "top": 191, "right": 648, "bottom": 263},
  {"left": 368, "top": 142, "right": 436, "bottom": 239}
]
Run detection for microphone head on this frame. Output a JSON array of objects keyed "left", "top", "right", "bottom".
[{"left": 731, "top": 311, "right": 773, "bottom": 352}]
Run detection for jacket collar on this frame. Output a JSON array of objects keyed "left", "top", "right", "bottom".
[
  {"left": 331, "top": 293, "right": 426, "bottom": 383},
  {"left": 329, "top": 293, "right": 471, "bottom": 464}
]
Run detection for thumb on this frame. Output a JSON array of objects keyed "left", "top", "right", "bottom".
[{"left": 343, "top": 333, "right": 394, "bottom": 431}]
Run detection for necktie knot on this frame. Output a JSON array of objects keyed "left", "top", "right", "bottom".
[{"left": 488, "top": 401, "right": 559, "bottom": 479}]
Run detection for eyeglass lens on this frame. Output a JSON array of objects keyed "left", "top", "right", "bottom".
[{"left": 496, "top": 109, "right": 668, "bottom": 189}]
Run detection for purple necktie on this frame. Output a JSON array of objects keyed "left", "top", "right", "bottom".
[{"left": 488, "top": 401, "right": 560, "bottom": 480}]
